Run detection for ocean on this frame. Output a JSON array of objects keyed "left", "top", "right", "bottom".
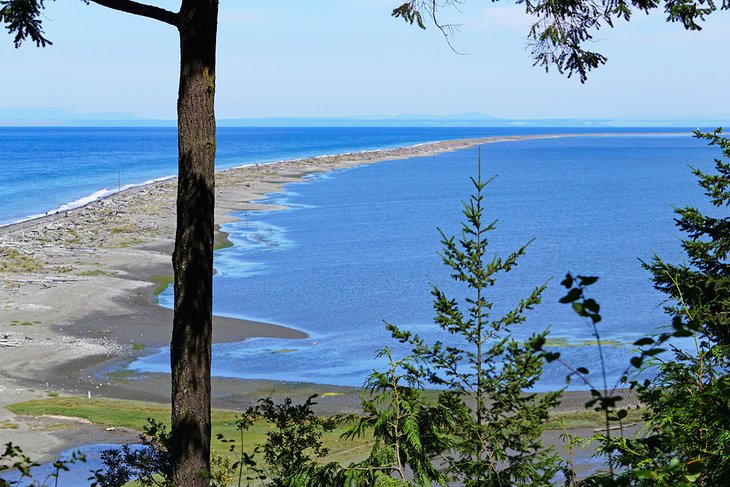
[
  {"left": 1, "top": 127, "right": 716, "bottom": 390},
  {"left": 1, "top": 126, "right": 612, "bottom": 227}
]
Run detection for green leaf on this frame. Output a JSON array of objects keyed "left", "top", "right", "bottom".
[
  {"left": 643, "top": 347, "right": 666, "bottom": 357},
  {"left": 673, "top": 328, "right": 693, "bottom": 338},
  {"left": 545, "top": 351, "right": 561, "bottom": 362},
  {"left": 560, "top": 273, "right": 574, "bottom": 288},
  {"left": 634, "top": 469, "right": 657, "bottom": 480},
  {"left": 633, "top": 337, "right": 654, "bottom": 346},
  {"left": 577, "top": 275, "right": 598, "bottom": 286},
  {"left": 559, "top": 288, "right": 582, "bottom": 303},
  {"left": 686, "top": 472, "right": 702, "bottom": 482},
  {"left": 576, "top": 367, "right": 589, "bottom": 375},
  {"left": 686, "top": 459, "right": 704, "bottom": 475},
  {"left": 583, "top": 298, "right": 600, "bottom": 312},
  {"left": 668, "top": 457, "right": 682, "bottom": 469}
]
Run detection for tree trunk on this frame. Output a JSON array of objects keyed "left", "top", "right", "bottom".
[{"left": 170, "top": 1, "right": 218, "bottom": 485}]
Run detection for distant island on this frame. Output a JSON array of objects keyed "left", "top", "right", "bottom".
[{"left": 1, "top": 107, "right": 727, "bottom": 128}]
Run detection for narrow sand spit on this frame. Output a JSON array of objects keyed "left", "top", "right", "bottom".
[{"left": 0, "top": 134, "right": 622, "bottom": 461}]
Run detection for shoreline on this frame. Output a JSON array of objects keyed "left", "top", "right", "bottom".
[
  {"left": 0, "top": 133, "right": 636, "bottom": 460},
  {"left": 0, "top": 129, "right": 689, "bottom": 231}
]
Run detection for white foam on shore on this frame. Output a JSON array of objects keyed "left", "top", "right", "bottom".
[
  {"left": 1, "top": 136, "right": 513, "bottom": 229},
  {"left": 2, "top": 131, "right": 680, "bottom": 230},
  {"left": 0, "top": 175, "right": 176, "bottom": 228}
]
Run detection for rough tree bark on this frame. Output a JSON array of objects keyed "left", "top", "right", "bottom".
[
  {"left": 86, "top": 1, "right": 220, "bottom": 485},
  {"left": 170, "top": 1, "right": 218, "bottom": 485}
]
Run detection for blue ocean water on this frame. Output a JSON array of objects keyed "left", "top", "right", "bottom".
[
  {"left": 132, "top": 132, "right": 713, "bottom": 390},
  {"left": 0, "top": 126, "right": 625, "bottom": 227},
  {"left": 1, "top": 127, "right": 715, "bottom": 390},
  {"left": 0, "top": 444, "right": 145, "bottom": 486}
]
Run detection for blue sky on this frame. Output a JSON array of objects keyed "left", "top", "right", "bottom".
[{"left": 2, "top": 0, "right": 728, "bottom": 120}]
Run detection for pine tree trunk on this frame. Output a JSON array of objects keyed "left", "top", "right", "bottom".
[{"left": 170, "top": 1, "right": 218, "bottom": 485}]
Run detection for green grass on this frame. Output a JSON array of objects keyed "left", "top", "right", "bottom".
[
  {"left": 10, "top": 320, "right": 35, "bottom": 327},
  {"left": 214, "top": 226, "right": 234, "bottom": 251},
  {"left": 7, "top": 397, "right": 372, "bottom": 466},
  {"left": 111, "top": 223, "right": 141, "bottom": 234},
  {"left": 150, "top": 275, "right": 173, "bottom": 303},
  {"left": 0, "top": 420, "right": 19, "bottom": 429},
  {"left": 103, "top": 368, "right": 140, "bottom": 383},
  {"left": 0, "top": 247, "right": 43, "bottom": 273},
  {"left": 79, "top": 269, "right": 118, "bottom": 277},
  {"left": 46, "top": 391, "right": 60, "bottom": 397},
  {"left": 116, "top": 238, "right": 144, "bottom": 248},
  {"left": 214, "top": 236, "right": 234, "bottom": 251},
  {"left": 131, "top": 342, "right": 146, "bottom": 351},
  {"left": 7, "top": 395, "right": 638, "bottom": 478},
  {"left": 545, "top": 407, "right": 644, "bottom": 430}
]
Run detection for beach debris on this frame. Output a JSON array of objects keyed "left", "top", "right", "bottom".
[{"left": 0, "top": 338, "right": 20, "bottom": 347}]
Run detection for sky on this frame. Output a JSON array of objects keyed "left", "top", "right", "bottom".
[{"left": 1, "top": 0, "right": 729, "bottom": 121}]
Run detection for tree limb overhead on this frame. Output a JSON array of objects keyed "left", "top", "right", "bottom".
[{"left": 89, "top": 0, "right": 179, "bottom": 27}]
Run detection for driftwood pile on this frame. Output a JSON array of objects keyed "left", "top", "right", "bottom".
[{"left": 0, "top": 334, "right": 19, "bottom": 347}]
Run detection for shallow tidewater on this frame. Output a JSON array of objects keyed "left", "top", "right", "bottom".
[{"left": 132, "top": 132, "right": 714, "bottom": 390}]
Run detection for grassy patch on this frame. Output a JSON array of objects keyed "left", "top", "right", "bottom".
[
  {"left": 7, "top": 397, "right": 169, "bottom": 429},
  {"left": 79, "top": 269, "right": 118, "bottom": 277},
  {"left": 63, "top": 228, "right": 80, "bottom": 245},
  {"left": 46, "top": 391, "right": 60, "bottom": 397},
  {"left": 0, "top": 247, "right": 43, "bottom": 273},
  {"left": 546, "top": 408, "right": 644, "bottom": 430},
  {"left": 150, "top": 275, "right": 173, "bottom": 303},
  {"left": 103, "top": 368, "right": 140, "bottom": 383},
  {"left": 213, "top": 225, "right": 234, "bottom": 251},
  {"left": 7, "top": 397, "right": 372, "bottom": 465},
  {"left": 0, "top": 420, "right": 19, "bottom": 429},
  {"left": 116, "top": 238, "right": 144, "bottom": 248},
  {"left": 10, "top": 320, "right": 35, "bottom": 327},
  {"left": 131, "top": 342, "right": 146, "bottom": 351},
  {"left": 111, "top": 223, "right": 141, "bottom": 234}
]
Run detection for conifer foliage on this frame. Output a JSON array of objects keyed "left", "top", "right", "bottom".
[
  {"left": 599, "top": 130, "right": 730, "bottom": 486},
  {"left": 339, "top": 350, "right": 454, "bottom": 486},
  {"left": 387, "top": 152, "right": 561, "bottom": 486},
  {"left": 646, "top": 129, "right": 730, "bottom": 350}
]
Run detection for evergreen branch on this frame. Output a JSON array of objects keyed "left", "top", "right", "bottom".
[{"left": 1, "top": 0, "right": 51, "bottom": 47}]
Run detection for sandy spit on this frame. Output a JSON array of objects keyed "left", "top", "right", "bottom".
[{"left": 0, "top": 133, "right": 623, "bottom": 461}]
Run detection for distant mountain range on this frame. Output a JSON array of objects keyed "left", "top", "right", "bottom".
[
  {"left": 1, "top": 108, "right": 727, "bottom": 128},
  {"left": 0, "top": 108, "right": 147, "bottom": 124}
]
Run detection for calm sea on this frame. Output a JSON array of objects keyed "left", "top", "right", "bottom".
[
  {"left": 0, "top": 126, "right": 621, "bottom": 226},
  {"left": 1, "top": 127, "right": 715, "bottom": 390}
]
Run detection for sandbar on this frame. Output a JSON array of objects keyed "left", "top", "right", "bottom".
[{"left": 0, "top": 134, "right": 634, "bottom": 461}]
